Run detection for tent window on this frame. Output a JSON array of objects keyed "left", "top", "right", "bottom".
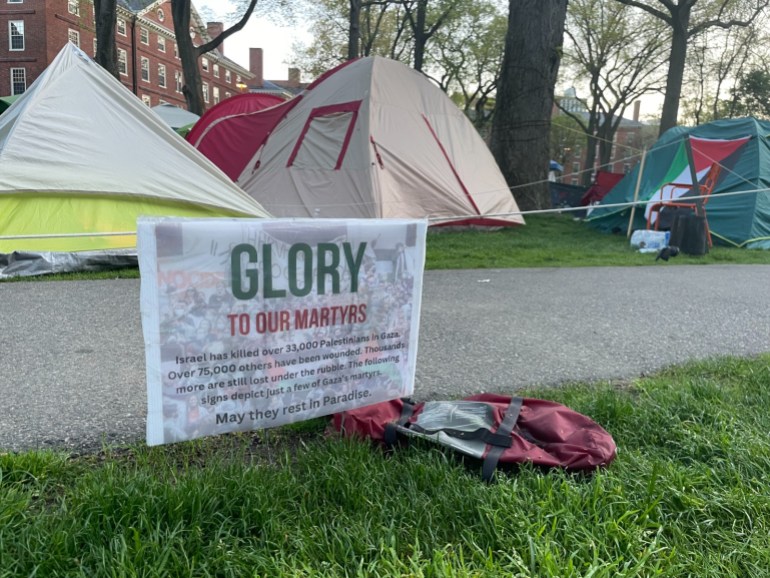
[{"left": 288, "top": 101, "right": 361, "bottom": 170}]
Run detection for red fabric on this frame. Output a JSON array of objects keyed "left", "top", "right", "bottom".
[
  {"left": 332, "top": 393, "right": 617, "bottom": 471},
  {"left": 581, "top": 171, "right": 625, "bottom": 206},
  {"left": 187, "top": 96, "right": 301, "bottom": 181}
]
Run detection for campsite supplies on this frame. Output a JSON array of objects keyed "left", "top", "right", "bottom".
[
  {"left": 332, "top": 393, "right": 617, "bottom": 482},
  {"left": 587, "top": 117, "right": 770, "bottom": 249},
  {"left": 630, "top": 229, "right": 670, "bottom": 253}
]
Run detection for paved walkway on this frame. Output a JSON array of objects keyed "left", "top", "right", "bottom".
[{"left": 2, "top": 265, "right": 769, "bottom": 452}]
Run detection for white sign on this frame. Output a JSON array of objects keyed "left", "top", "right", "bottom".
[{"left": 138, "top": 217, "right": 427, "bottom": 445}]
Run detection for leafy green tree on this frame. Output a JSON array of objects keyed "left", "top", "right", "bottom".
[
  {"left": 614, "top": 0, "right": 770, "bottom": 136},
  {"left": 427, "top": 0, "right": 506, "bottom": 132},
  {"left": 489, "top": 0, "right": 568, "bottom": 211},
  {"left": 730, "top": 68, "right": 770, "bottom": 119}
]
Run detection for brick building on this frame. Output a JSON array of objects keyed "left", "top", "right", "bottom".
[{"left": 0, "top": 0, "right": 255, "bottom": 110}]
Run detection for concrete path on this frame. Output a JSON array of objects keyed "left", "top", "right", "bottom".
[{"left": 2, "top": 265, "right": 769, "bottom": 452}]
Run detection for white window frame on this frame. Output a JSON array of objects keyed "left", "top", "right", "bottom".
[
  {"left": 117, "top": 18, "right": 126, "bottom": 36},
  {"left": 141, "top": 94, "right": 151, "bottom": 106},
  {"left": 9, "top": 21, "right": 24, "bottom": 51},
  {"left": 140, "top": 27, "right": 149, "bottom": 45},
  {"left": 213, "top": 63, "right": 219, "bottom": 78},
  {"left": 225, "top": 69, "right": 231, "bottom": 83},
  {"left": 68, "top": 0, "right": 79, "bottom": 15},
  {"left": 10, "top": 67, "right": 26, "bottom": 95},
  {"left": 118, "top": 49, "right": 128, "bottom": 76},
  {"left": 201, "top": 57, "right": 209, "bottom": 72},
  {"left": 7, "top": 0, "right": 23, "bottom": 4},
  {"left": 68, "top": 29, "right": 80, "bottom": 48},
  {"left": 202, "top": 82, "right": 209, "bottom": 103},
  {"left": 158, "top": 36, "right": 166, "bottom": 53},
  {"left": 175, "top": 70, "right": 183, "bottom": 93},
  {"left": 141, "top": 57, "right": 150, "bottom": 82},
  {"left": 213, "top": 86, "right": 220, "bottom": 104},
  {"left": 158, "top": 64, "right": 166, "bottom": 88},
  {"left": 93, "top": 38, "right": 97, "bottom": 57}
]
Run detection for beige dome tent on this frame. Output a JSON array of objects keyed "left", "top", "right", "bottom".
[{"left": 234, "top": 57, "right": 524, "bottom": 228}]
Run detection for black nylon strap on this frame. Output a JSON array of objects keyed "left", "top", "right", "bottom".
[
  {"left": 481, "top": 397, "right": 524, "bottom": 483},
  {"left": 383, "top": 398, "right": 416, "bottom": 447}
]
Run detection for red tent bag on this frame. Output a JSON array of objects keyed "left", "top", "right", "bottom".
[{"left": 332, "top": 393, "right": 617, "bottom": 481}]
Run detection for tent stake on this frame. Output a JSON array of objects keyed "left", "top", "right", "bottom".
[{"left": 627, "top": 147, "right": 648, "bottom": 238}]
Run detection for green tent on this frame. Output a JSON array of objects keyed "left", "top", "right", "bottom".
[
  {"left": 0, "top": 94, "right": 20, "bottom": 113},
  {"left": 586, "top": 116, "right": 770, "bottom": 249}
]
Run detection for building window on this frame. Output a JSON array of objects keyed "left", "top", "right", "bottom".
[
  {"left": 7, "top": 0, "right": 23, "bottom": 3},
  {"left": 141, "top": 57, "right": 150, "bottom": 82},
  {"left": 572, "top": 162, "right": 580, "bottom": 173},
  {"left": 140, "top": 27, "right": 149, "bottom": 45},
  {"left": 213, "top": 64, "right": 220, "bottom": 78},
  {"left": 203, "top": 82, "right": 209, "bottom": 103},
  {"left": 158, "top": 36, "right": 166, "bottom": 53},
  {"left": 175, "top": 70, "right": 183, "bottom": 93},
  {"left": 68, "top": 0, "right": 79, "bottom": 15},
  {"left": 174, "top": 43, "right": 179, "bottom": 59},
  {"left": 158, "top": 64, "right": 166, "bottom": 88},
  {"left": 213, "top": 86, "right": 220, "bottom": 104},
  {"left": 157, "top": 8, "right": 165, "bottom": 22},
  {"left": 93, "top": 38, "right": 97, "bottom": 56},
  {"left": 225, "top": 91, "right": 231, "bottom": 99},
  {"left": 9, "top": 21, "right": 24, "bottom": 51},
  {"left": 225, "top": 69, "right": 231, "bottom": 83},
  {"left": 68, "top": 29, "right": 80, "bottom": 47},
  {"left": 117, "top": 18, "right": 126, "bottom": 36},
  {"left": 235, "top": 74, "right": 241, "bottom": 85},
  {"left": 201, "top": 58, "right": 209, "bottom": 72},
  {"left": 142, "top": 94, "right": 151, "bottom": 106},
  {"left": 10, "top": 67, "right": 25, "bottom": 95},
  {"left": 118, "top": 49, "right": 128, "bottom": 76}
]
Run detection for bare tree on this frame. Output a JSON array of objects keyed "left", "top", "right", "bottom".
[
  {"left": 171, "top": 0, "right": 259, "bottom": 115},
  {"left": 560, "top": 0, "right": 667, "bottom": 185},
  {"left": 399, "top": 0, "right": 460, "bottom": 71},
  {"left": 489, "top": 0, "right": 568, "bottom": 211},
  {"left": 615, "top": 0, "right": 770, "bottom": 136},
  {"left": 93, "top": 0, "right": 119, "bottom": 79}
]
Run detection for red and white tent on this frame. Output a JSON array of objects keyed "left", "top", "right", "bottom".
[{"left": 197, "top": 57, "right": 524, "bottom": 227}]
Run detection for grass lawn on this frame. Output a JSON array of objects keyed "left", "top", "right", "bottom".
[{"left": 2, "top": 215, "right": 770, "bottom": 576}]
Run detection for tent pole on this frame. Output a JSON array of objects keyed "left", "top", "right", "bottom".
[{"left": 626, "top": 147, "right": 648, "bottom": 238}]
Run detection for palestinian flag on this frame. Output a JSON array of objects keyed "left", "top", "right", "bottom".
[{"left": 644, "top": 135, "right": 750, "bottom": 224}]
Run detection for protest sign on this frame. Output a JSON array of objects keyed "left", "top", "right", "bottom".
[{"left": 138, "top": 217, "right": 426, "bottom": 446}]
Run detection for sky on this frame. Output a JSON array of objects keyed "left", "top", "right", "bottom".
[{"left": 198, "top": 1, "right": 311, "bottom": 81}]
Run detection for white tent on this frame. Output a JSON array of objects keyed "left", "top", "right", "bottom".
[
  {"left": 235, "top": 57, "right": 524, "bottom": 227},
  {"left": 0, "top": 43, "right": 269, "bottom": 275}
]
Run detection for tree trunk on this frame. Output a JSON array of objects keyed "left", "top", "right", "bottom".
[
  {"left": 349, "top": 0, "right": 361, "bottom": 60},
  {"left": 171, "top": 0, "right": 204, "bottom": 114},
  {"left": 93, "top": 0, "right": 119, "bottom": 79},
  {"left": 489, "top": 0, "right": 567, "bottom": 211},
  {"left": 412, "top": 0, "right": 427, "bottom": 71},
  {"left": 659, "top": 5, "right": 691, "bottom": 136}
]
